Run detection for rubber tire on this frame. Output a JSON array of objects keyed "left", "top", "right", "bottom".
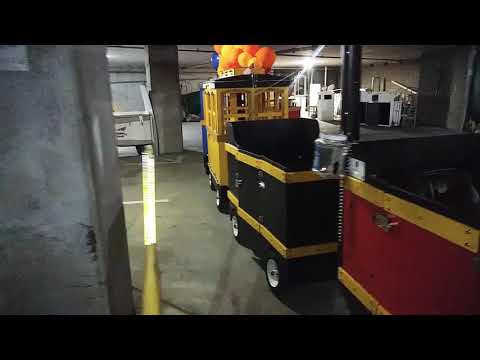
[
  {"left": 208, "top": 173, "right": 215, "bottom": 191},
  {"left": 216, "top": 187, "right": 229, "bottom": 214},
  {"left": 264, "top": 251, "right": 289, "bottom": 295},
  {"left": 135, "top": 145, "right": 145, "bottom": 155},
  {"left": 231, "top": 212, "right": 239, "bottom": 240}
]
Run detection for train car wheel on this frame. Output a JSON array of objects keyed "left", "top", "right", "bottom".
[
  {"left": 231, "top": 213, "right": 239, "bottom": 239},
  {"left": 265, "top": 251, "right": 289, "bottom": 294},
  {"left": 216, "top": 187, "right": 228, "bottom": 214}
]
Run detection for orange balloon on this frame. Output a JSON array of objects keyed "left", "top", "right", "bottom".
[
  {"left": 218, "top": 56, "right": 227, "bottom": 71},
  {"left": 221, "top": 45, "right": 234, "bottom": 58},
  {"left": 238, "top": 52, "right": 252, "bottom": 67},
  {"left": 265, "top": 50, "right": 276, "bottom": 69},
  {"left": 225, "top": 47, "right": 243, "bottom": 68},
  {"left": 242, "top": 45, "right": 260, "bottom": 57},
  {"left": 255, "top": 47, "right": 276, "bottom": 70},
  {"left": 214, "top": 45, "right": 223, "bottom": 54},
  {"left": 247, "top": 57, "right": 256, "bottom": 68},
  {"left": 234, "top": 45, "right": 244, "bottom": 49}
]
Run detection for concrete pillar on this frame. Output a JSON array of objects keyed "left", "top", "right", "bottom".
[
  {"left": 146, "top": 45, "right": 183, "bottom": 154},
  {"left": 0, "top": 45, "right": 134, "bottom": 314},
  {"left": 417, "top": 46, "right": 471, "bottom": 130},
  {"left": 446, "top": 47, "right": 471, "bottom": 130}
]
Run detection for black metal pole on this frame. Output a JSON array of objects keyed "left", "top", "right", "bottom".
[
  {"left": 340, "top": 45, "right": 350, "bottom": 134},
  {"left": 341, "top": 45, "right": 362, "bottom": 141},
  {"left": 349, "top": 45, "right": 362, "bottom": 141}
]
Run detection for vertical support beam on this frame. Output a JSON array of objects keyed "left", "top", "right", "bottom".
[
  {"left": 0, "top": 45, "right": 134, "bottom": 314},
  {"left": 145, "top": 46, "right": 152, "bottom": 91},
  {"left": 146, "top": 45, "right": 183, "bottom": 155},
  {"left": 462, "top": 46, "right": 478, "bottom": 130},
  {"left": 340, "top": 45, "right": 350, "bottom": 134},
  {"left": 341, "top": 45, "right": 362, "bottom": 141},
  {"left": 349, "top": 45, "right": 362, "bottom": 141}
]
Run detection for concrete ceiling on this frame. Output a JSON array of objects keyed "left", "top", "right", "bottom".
[{"left": 106, "top": 45, "right": 455, "bottom": 74}]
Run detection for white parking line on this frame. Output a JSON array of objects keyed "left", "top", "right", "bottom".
[{"left": 123, "top": 199, "right": 169, "bottom": 205}]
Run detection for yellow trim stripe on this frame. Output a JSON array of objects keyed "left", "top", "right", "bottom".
[
  {"left": 258, "top": 159, "right": 286, "bottom": 182},
  {"left": 237, "top": 206, "right": 259, "bottom": 232},
  {"left": 226, "top": 144, "right": 334, "bottom": 184},
  {"left": 258, "top": 223, "right": 288, "bottom": 257},
  {"left": 287, "top": 242, "right": 338, "bottom": 258},
  {"left": 345, "top": 176, "right": 480, "bottom": 254},
  {"left": 225, "top": 143, "right": 238, "bottom": 156},
  {"left": 236, "top": 150, "right": 259, "bottom": 169},
  {"left": 344, "top": 176, "right": 384, "bottom": 208},
  {"left": 228, "top": 191, "right": 336, "bottom": 259},
  {"left": 227, "top": 190, "right": 239, "bottom": 207},
  {"left": 338, "top": 267, "right": 391, "bottom": 315},
  {"left": 285, "top": 171, "right": 339, "bottom": 183}
]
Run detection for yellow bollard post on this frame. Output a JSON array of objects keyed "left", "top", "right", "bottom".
[{"left": 141, "top": 146, "right": 161, "bottom": 315}]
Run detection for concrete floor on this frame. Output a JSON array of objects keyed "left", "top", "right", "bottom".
[{"left": 119, "top": 122, "right": 359, "bottom": 315}]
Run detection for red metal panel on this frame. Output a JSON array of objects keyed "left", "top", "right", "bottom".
[
  {"left": 342, "top": 190, "right": 385, "bottom": 297},
  {"left": 379, "top": 212, "right": 480, "bottom": 314},
  {"left": 342, "top": 190, "right": 480, "bottom": 314}
]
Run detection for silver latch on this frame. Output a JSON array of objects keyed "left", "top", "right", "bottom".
[
  {"left": 258, "top": 181, "right": 266, "bottom": 190},
  {"left": 373, "top": 213, "right": 399, "bottom": 232}
]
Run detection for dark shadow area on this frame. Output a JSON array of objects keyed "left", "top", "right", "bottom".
[{"left": 250, "top": 257, "right": 368, "bottom": 315}]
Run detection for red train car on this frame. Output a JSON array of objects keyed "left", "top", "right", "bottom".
[{"left": 339, "top": 132, "right": 480, "bottom": 315}]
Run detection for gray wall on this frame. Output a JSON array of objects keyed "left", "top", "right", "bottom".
[
  {"left": 110, "top": 72, "right": 147, "bottom": 112},
  {"left": 416, "top": 46, "right": 471, "bottom": 129},
  {"left": 312, "top": 67, "right": 340, "bottom": 88},
  {"left": 179, "top": 78, "right": 210, "bottom": 95},
  {"left": 361, "top": 62, "right": 420, "bottom": 92},
  {"left": 0, "top": 45, "right": 134, "bottom": 314}
]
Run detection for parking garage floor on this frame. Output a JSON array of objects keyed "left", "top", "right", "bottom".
[{"left": 119, "top": 122, "right": 358, "bottom": 315}]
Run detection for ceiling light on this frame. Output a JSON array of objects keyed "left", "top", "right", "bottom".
[{"left": 303, "top": 57, "right": 314, "bottom": 70}]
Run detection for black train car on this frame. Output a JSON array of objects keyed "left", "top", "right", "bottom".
[{"left": 225, "top": 118, "right": 340, "bottom": 292}]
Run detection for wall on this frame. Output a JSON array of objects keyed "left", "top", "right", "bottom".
[
  {"left": 312, "top": 67, "right": 340, "bottom": 88},
  {"left": 110, "top": 72, "right": 146, "bottom": 112},
  {"left": 416, "top": 46, "right": 471, "bottom": 129},
  {"left": 361, "top": 62, "right": 420, "bottom": 92},
  {"left": 179, "top": 78, "right": 210, "bottom": 95},
  {"left": 0, "top": 45, "right": 134, "bottom": 314}
]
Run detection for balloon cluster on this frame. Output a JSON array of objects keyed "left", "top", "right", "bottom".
[{"left": 210, "top": 45, "right": 276, "bottom": 74}]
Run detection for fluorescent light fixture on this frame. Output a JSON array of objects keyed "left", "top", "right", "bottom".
[
  {"left": 290, "top": 45, "right": 326, "bottom": 89},
  {"left": 303, "top": 57, "right": 314, "bottom": 70}
]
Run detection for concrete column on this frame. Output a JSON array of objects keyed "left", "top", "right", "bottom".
[
  {"left": 0, "top": 45, "right": 134, "bottom": 314},
  {"left": 417, "top": 46, "right": 471, "bottom": 130},
  {"left": 446, "top": 47, "right": 471, "bottom": 130},
  {"left": 146, "top": 45, "right": 183, "bottom": 154}
]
